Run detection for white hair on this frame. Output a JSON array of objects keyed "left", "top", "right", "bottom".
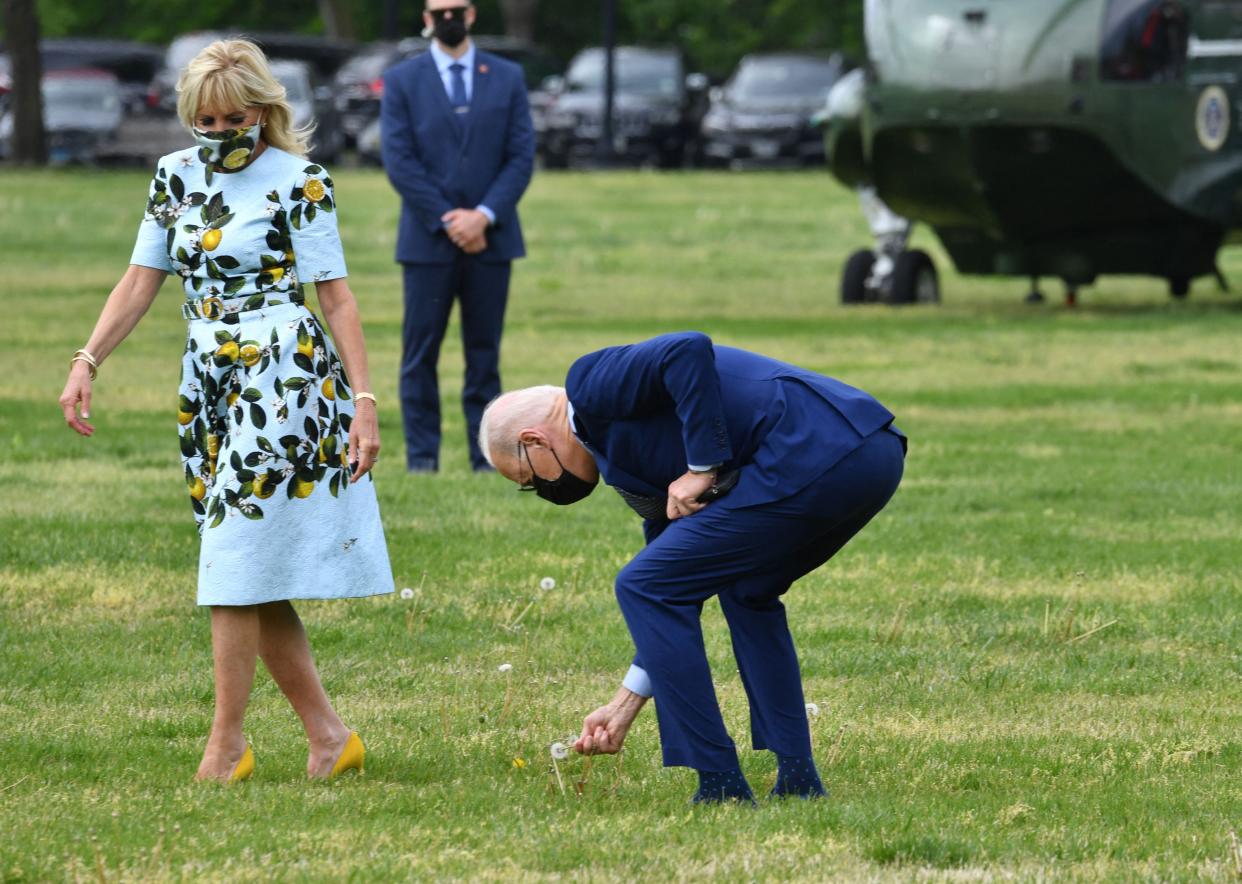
[{"left": 478, "top": 385, "right": 564, "bottom": 467}]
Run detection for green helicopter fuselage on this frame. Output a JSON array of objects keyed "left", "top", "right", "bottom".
[{"left": 832, "top": 0, "right": 1242, "bottom": 288}]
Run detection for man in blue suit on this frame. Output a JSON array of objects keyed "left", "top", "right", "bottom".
[
  {"left": 478, "top": 332, "right": 906, "bottom": 803},
  {"left": 381, "top": 1, "right": 534, "bottom": 472}
]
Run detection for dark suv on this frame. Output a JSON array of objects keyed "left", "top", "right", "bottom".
[
  {"left": 540, "top": 46, "right": 708, "bottom": 168},
  {"left": 701, "top": 52, "right": 850, "bottom": 167}
]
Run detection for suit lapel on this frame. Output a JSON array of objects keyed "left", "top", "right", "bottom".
[
  {"left": 420, "top": 54, "right": 463, "bottom": 137},
  {"left": 460, "top": 54, "right": 493, "bottom": 149}
]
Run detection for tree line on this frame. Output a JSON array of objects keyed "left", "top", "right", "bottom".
[
  {"left": 0, "top": 0, "right": 865, "bottom": 164},
  {"left": 6, "top": 0, "right": 865, "bottom": 73}
]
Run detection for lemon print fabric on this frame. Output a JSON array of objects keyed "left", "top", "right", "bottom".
[
  {"left": 129, "top": 145, "right": 391, "bottom": 606},
  {"left": 129, "top": 147, "right": 345, "bottom": 316}
]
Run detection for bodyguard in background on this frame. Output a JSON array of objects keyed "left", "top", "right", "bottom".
[{"left": 381, "top": 0, "right": 535, "bottom": 472}]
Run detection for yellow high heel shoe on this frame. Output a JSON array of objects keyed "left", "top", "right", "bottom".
[
  {"left": 327, "top": 732, "right": 364, "bottom": 780},
  {"left": 229, "top": 745, "right": 254, "bottom": 783}
]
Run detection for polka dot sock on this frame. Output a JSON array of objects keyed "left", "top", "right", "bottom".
[
  {"left": 693, "top": 767, "right": 756, "bottom": 804},
  {"left": 771, "top": 754, "right": 826, "bottom": 798}
]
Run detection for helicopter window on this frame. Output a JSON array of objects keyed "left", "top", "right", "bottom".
[{"left": 1101, "top": 0, "right": 1190, "bottom": 82}]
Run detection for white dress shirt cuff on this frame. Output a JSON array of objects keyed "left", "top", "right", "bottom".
[
  {"left": 622, "top": 664, "right": 653, "bottom": 698},
  {"left": 476, "top": 204, "right": 495, "bottom": 225},
  {"left": 687, "top": 462, "right": 721, "bottom": 473}
]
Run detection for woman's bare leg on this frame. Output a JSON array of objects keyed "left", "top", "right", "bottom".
[
  {"left": 256, "top": 600, "right": 352, "bottom": 778},
  {"left": 196, "top": 605, "right": 259, "bottom": 781}
]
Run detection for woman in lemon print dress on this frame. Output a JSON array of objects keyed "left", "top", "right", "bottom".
[{"left": 58, "top": 40, "right": 393, "bottom": 782}]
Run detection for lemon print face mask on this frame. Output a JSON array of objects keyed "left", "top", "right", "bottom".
[{"left": 193, "top": 118, "right": 262, "bottom": 171}]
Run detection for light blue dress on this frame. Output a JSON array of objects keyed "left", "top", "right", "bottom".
[{"left": 131, "top": 144, "right": 393, "bottom": 606}]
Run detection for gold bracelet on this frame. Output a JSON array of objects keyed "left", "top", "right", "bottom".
[
  {"left": 354, "top": 392, "right": 377, "bottom": 406},
  {"left": 71, "top": 353, "right": 98, "bottom": 380}
]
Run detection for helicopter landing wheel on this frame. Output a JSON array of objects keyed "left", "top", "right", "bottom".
[
  {"left": 1024, "top": 276, "right": 1046, "bottom": 304},
  {"left": 841, "top": 249, "right": 875, "bottom": 305},
  {"left": 1169, "top": 276, "right": 1190, "bottom": 299},
  {"left": 1065, "top": 285, "right": 1078, "bottom": 308},
  {"left": 891, "top": 249, "right": 939, "bottom": 304}
]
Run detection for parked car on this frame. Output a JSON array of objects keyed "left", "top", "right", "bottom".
[
  {"left": 540, "top": 46, "right": 709, "bottom": 168},
  {"left": 40, "top": 38, "right": 162, "bottom": 116},
  {"left": 334, "top": 40, "right": 406, "bottom": 148},
  {"left": 0, "top": 68, "right": 122, "bottom": 164},
  {"left": 0, "top": 54, "right": 10, "bottom": 119},
  {"left": 357, "top": 115, "right": 382, "bottom": 166},
  {"left": 148, "top": 31, "right": 356, "bottom": 114},
  {"left": 700, "top": 52, "right": 850, "bottom": 167},
  {"left": 269, "top": 58, "right": 344, "bottom": 164}
]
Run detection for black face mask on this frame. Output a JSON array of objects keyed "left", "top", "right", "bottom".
[
  {"left": 431, "top": 7, "right": 470, "bottom": 48},
  {"left": 517, "top": 442, "right": 597, "bottom": 506}
]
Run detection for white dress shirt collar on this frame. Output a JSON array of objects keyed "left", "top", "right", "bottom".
[{"left": 430, "top": 39, "right": 476, "bottom": 77}]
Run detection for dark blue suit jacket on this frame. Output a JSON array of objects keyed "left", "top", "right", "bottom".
[
  {"left": 380, "top": 49, "right": 534, "bottom": 264},
  {"left": 566, "top": 332, "right": 903, "bottom": 511}
]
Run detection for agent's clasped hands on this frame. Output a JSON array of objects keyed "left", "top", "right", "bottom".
[{"left": 442, "top": 208, "right": 489, "bottom": 254}]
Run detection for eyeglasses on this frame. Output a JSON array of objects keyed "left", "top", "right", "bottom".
[
  {"left": 516, "top": 442, "right": 536, "bottom": 492},
  {"left": 428, "top": 6, "right": 469, "bottom": 21}
]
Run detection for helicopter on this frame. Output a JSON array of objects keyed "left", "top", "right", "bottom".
[{"left": 821, "top": 0, "right": 1242, "bottom": 306}]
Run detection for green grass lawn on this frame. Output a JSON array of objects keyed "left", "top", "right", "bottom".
[{"left": 2, "top": 165, "right": 1242, "bottom": 881}]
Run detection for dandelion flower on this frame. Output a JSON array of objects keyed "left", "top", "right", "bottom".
[
  {"left": 512, "top": 757, "right": 526, "bottom": 769},
  {"left": 540, "top": 577, "right": 556, "bottom": 590},
  {"left": 498, "top": 663, "right": 513, "bottom": 673},
  {"left": 400, "top": 587, "right": 414, "bottom": 600},
  {"left": 805, "top": 702, "right": 820, "bottom": 717},
  {"left": 550, "top": 741, "right": 569, "bottom": 760}
]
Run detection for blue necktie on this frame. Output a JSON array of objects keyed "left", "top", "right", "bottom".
[{"left": 449, "top": 63, "right": 469, "bottom": 115}]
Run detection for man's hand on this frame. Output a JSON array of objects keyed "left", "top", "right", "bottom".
[
  {"left": 460, "top": 231, "right": 488, "bottom": 254},
  {"left": 574, "top": 687, "right": 648, "bottom": 755},
  {"left": 442, "top": 208, "right": 490, "bottom": 251},
  {"left": 666, "top": 469, "right": 716, "bottom": 520}
]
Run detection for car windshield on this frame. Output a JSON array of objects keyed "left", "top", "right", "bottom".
[
  {"left": 44, "top": 78, "right": 120, "bottom": 112},
  {"left": 167, "top": 34, "right": 219, "bottom": 73},
  {"left": 728, "top": 58, "right": 841, "bottom": 100},
  {"left": 336, "top": 48, "right": 394, "bottom": 83},
  {"left": 566, "top": 50, "right": 681, "bottom": 97},
  {"left": 271, "top": 65, "right": 311, "bottom": 102}
]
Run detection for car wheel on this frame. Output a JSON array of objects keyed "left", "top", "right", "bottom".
[
  {"left": 542, "top": 149, "right": 568, "bottom": 170},
  {"left": 891, "top": 249, "right": 939, "bottom": 305},
  {"left": 842, "top": 250, "right": 874, "bottom": 305},
  {"left": 657, "top": 148, "right": 683, "bottom": 169}
]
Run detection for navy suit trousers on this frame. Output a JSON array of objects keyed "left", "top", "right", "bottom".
[
  {"left": 400, "top": 258, "right": 511, "bottom": 470},
  {"left": 614, "top": 427, "right": 906, "bottom": 771}
]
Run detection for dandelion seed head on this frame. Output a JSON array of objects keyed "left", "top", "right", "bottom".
[
  {"left": 400, "top": 587, "right": 414, "bottom": 600},
  {"left": 550, "top": 741, "right": 569, "bottom": 760},
  {"left": 539, "top": 576, "right": 556, "bottom": 590},
  {"left": 498, "top": 663, "right": 513, "bottom": 673},
  {"left": 805, "top": 702, "right": 820, "bottom": 717}
]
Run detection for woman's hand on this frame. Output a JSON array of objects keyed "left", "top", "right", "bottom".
[
  {"left": 60, "top": 363, "right": 96, "bottom": 437},
  {"left": 349, "top": 399, "right": 380, "bottom": 483}
]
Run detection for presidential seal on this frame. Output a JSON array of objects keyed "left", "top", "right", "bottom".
[{"left": 1196, "top": 85, "right": 1230, "bottom": 152}]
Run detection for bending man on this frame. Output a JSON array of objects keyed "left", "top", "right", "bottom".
[{"left": 479, "top": 332, "right": 905, "bottom": 803}]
